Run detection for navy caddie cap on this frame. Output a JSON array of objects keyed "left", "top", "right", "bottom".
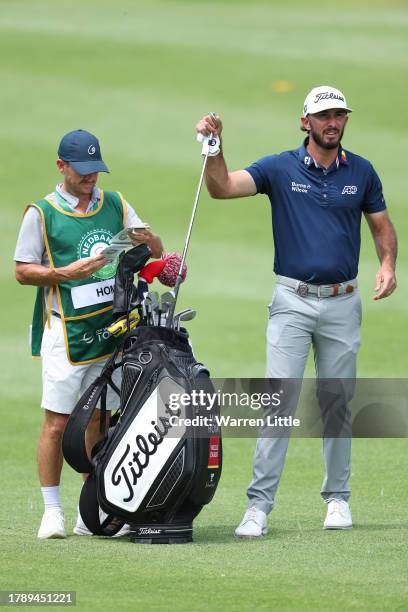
[{"left": 57, "top": 129, "right": 109, "bottom": 175}]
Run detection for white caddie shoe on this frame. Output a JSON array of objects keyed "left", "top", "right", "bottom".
[
  {"left": 73, "top": 512, "right": 130, "bottom": 537},
  {"left": 37, "top": 509, "right": 66, "bottom": 540},
  {"left": 73, "top": 513, "right": 92, "bottom": 536},
  {"left": 235, "top": 506, "right": 268, "bottom": 538},
  {"left": 323, "top": 498, "right": 352, "bottom": 530}
]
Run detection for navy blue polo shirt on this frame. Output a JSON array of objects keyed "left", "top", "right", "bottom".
[{"left": 246, "top": 139, "right": 386, "bottom": 284}]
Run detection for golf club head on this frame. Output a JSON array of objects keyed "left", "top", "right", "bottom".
[
  {"left": 157, "top": 291, "right": 175, "bottom": 327},
  {"left": 174, "top": 308, "right": 196, "bottom": 330},
  {"left": 144, "top": 292, "right": 159, "bottom": 325},
  {"left": 150, "top": 292, "right": 160, "bottom": 325},
  {"left": 143, "top": 294, "right": 155, "bottom": 326},
  {"left": 161, "top": 290, "right": 175, "bottom": 302}
]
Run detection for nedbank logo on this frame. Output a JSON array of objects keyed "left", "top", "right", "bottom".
[{"left": 78, "top": 228, "right": 116, "bottom": 280}]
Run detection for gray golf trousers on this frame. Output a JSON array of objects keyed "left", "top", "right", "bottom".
[{"left": 247, "top": 279, "right": 361, "bottom": 514}]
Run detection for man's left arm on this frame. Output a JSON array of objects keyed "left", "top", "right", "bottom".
[{"left": 364, "top": 210, "right": 397, "bottom": 300}]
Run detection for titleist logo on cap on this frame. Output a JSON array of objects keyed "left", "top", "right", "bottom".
[{"left": 314, "top": 91, "right": 345, "bottom": 104}]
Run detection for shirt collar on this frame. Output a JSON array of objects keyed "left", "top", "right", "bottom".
[
  {"left": 297, "top": 138, "right": 349, "bottom": 170},
  {"left": 55, "top": 184, "right": 101, "bottom": 212}
]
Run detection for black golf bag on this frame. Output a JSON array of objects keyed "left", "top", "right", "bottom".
[{"left": 62, "top": 246, "right": 222, "bottom": 543}]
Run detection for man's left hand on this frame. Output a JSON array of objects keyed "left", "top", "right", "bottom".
[
  {"left": 128, "top": 225, "right": 164, "bottom": 259},
  {"left": 373, "top": 265, "right": 397, "bottom": 300},
  {"left": 128, "top": 226, "right": 152, "bottom": 247}
]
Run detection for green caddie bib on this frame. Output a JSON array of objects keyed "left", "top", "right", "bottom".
[{"left": 29, "top": 191, "right": 127, "bottom": 364}]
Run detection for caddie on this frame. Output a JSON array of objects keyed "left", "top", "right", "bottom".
[
  {"left": 14, "top": 129, "right": 163, "bottom": 539},
  {"left": 196, "top": 86, "right": 397, "bottom": 537}
]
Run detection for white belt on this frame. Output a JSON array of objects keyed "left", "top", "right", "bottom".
[{"left": 276, "top": 275, "right": 357, "bottom": 298}]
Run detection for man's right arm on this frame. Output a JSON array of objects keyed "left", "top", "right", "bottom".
[
  {"left": 196, "top": 114, "right": 257, "bottom": 199},
  {"left": 14, "top": 207, "right": 108, "bottom": 287},
  {"left": 15, "top": 256, "right": 108, "bottom": 287}
]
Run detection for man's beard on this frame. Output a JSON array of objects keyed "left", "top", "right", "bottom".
[{"left": 309, "top": 126, "right": 344, "bottom": 150}]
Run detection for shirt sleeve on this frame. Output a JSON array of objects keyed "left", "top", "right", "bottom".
[
  {"left": 362, "top": 163, "right": 387, "bottom": 214},
  {"left": 245, "top": 155, "right": 278, "bottom": 195},
  {"left": 123, "top": 200, "right": 144, "bottom": 228},
  {"left": 14, "top": 206, "right": 46, "bottom": 263}
]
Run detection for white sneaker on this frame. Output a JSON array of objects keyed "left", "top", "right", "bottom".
[
  {"left": 37, "top": 509, "right": 66, "bottom": 539},
  {"left": 323, "top": 499, "right": 352, "bottom": 530},
  {"left": 73, "top": 513, "right": 92, "bottom": 536},
  {"left": 235, "top": 506, "right": 268, "bottom": 538},
  {"left": 73, "top": 512, "right": 130, "bottom": 537}
]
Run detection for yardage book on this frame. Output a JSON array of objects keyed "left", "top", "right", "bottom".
[{"left": 101, "top": 225, "right": 148, "bottom": 262}]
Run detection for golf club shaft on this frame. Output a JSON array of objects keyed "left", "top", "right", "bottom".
[{"left": 166, "top": 119, "right": 215, "bottom": 326}]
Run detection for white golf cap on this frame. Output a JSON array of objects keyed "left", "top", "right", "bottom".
[{"left": 302, "top": 86, "right": 352, "bottom": 117}]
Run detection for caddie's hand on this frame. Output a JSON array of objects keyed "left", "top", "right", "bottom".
[
  {"left": 373, "top": 264, "right": 397, "bottom": 300},
  {"left": 128, "top": 226, "right": 152, "bottom": 247},
  {"left": 196, "top": 114, "right": 223, "bottom": 138},
  {"left": 60, "top": 254, "right": 108, "bottom": 280},
  {"left": 128, "top": 225, "right": 163, "bottom": 259}
]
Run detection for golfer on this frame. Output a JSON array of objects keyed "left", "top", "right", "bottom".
[
  {"left": 196, "top": 86, "right": 397, "bottom": 537},
  {"left": 14, "top": 129, "right": 163, "bottom": 539}
]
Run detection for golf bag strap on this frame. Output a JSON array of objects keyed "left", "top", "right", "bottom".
[
  {"left": 79, "top": 473, "right": 126, "bottom": 537},
  {"left": 108, "top": 378, "right": 121, "bottom": 396},
  {"left": 62, "top": 374, "right": 109, "bottom": 474},
  {"left": 97, "top": 374, "right": 121, "bottom": 435},
  {"left": 62, "top": 349, "right": 121, "bottom": 473},
  {"left": 99, "top": 386, "right": 107, "bottom": 435}
]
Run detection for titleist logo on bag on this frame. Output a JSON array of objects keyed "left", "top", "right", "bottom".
[
  {"left": 137, "top": 527, "right": 162, "bottom": 535},
  {"left": 103, "top": 381, "right": 186, "bottom": 513}
]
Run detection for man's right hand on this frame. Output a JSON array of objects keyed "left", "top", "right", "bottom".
[
  {"left": 15, "top": 254, "right": 108, "bottom": 287},
  {"left": 196, "top": 114, "right": 223, "bottom": 138},
  {"left": 58, "top": 254, "right": 108, "bottom": 280},
  {"left": 194, "top": 113, "right": 256, "bottom": 199}
]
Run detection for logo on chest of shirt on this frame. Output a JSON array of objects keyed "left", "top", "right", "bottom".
[
  {"left": 78, "top": 228, "right": 117, "bottom": 281},
  {"left": 291, "top": 181, "right": 311, "bottom": 194},
  {"left": 341, "top": 185, "right": 358, "bottom": 195}
]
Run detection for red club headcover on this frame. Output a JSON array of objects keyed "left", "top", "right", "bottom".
[
  {"left": 138, "top": 259, "right": 166, "bottom": 284},
  {"left": 158, "top": 252, "right": 187, "bottom": 287}
]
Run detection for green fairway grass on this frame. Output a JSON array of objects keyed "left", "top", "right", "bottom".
[{"left": 1, "top": 1, "right": 407, "bottom": 610}]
